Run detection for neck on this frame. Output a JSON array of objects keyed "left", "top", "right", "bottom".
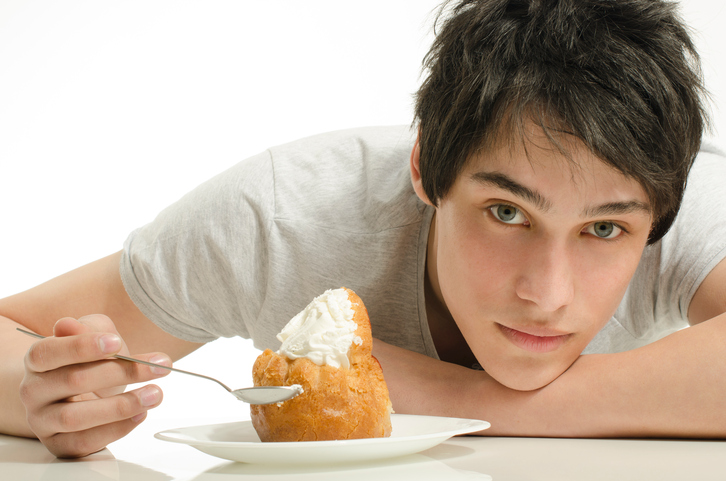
[{"left": 424, "top": 213, "right": 479, "bottom": 369}]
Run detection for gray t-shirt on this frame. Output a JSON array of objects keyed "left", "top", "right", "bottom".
[{"left": 120, "top": 126, "right": 726, "bottom": 357}]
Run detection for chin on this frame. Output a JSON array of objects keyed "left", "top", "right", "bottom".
[{"left": 486, "top": 358, "right": 574, "bottom": 392}]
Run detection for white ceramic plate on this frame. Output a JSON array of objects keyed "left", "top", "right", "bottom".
[{"left": 154, "top": 414, "right": 490, "bottom": 465}]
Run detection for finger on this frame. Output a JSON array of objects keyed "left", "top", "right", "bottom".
[
  {"left": 25, "top": 352, "right": 171, "bottom": 406},
  {"left": 43, "top": 409, "right": 152, "bottom": 458},
  {"left": 53, "top": 315, "right": 133, "bottom": 364},
  {"left": 25, "top": 331, "right": 124, "bottom": 373},
  {"left": 92, "top": 352, "right": 172, "bottom": 399},
  {"left": 31, "top": 352, "right": 172, "bottom": 405},
  {"left": 39, "top": 384, "right": 163, "bottom": 435}
]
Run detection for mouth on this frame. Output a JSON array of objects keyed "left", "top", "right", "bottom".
[{"left": 496, "top": 323, "right": 572, "bottom": 353}]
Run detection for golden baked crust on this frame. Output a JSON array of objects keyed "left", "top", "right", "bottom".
[{"left": 250, "top": 288, "right": 393, "bottom": 442}]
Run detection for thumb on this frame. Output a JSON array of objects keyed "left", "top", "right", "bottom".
[
  {"left": 52, "top": 317, "right": 89, "bottom": 337},
  {"left": 54, "top": 314, "right": 121, "bottom": 338}
]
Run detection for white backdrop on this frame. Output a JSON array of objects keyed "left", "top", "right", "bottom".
[{"left": 1, "top": 1, "right": 724, "bottom": 424}]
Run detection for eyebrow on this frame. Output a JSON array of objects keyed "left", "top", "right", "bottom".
[
  {"left": 469, "top": 171, "right": 651, "bottom": 218},
  {"left": 583, "top": 201, "right": 651, "bottom": 218},
  {"left": 470, "top": 171, "right": 552, "bottom": 212}
]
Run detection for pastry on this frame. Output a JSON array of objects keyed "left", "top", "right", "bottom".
[{"left": 251, "top": 287, "right": 393, "bottom": 442}]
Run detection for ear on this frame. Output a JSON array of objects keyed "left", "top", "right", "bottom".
[{"left": 410, "top": 132, "right": 435, "bottom": 206}]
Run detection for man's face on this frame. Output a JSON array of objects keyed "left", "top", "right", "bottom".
[{"left": 418, "top": 128, "right": 653, "bottom": 391}]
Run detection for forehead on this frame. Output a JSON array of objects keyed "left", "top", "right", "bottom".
[{"left": 463, "top": 125, "right": 651, "bottom": 213}]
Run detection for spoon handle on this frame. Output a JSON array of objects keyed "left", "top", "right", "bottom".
[{"left": 16, "top": 327, "right": 234, "bottom": 392}]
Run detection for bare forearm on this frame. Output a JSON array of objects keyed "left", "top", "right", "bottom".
[
  {"left": 555, "top": 315, "right": 726, "bottom": 438},
  {"left": 373, "top": 340, "right": 551, "bottom": 435},
  {"left": 375, "top": 314, "right": 726, "bottom": 438},
  {"left": 0, "top": 315, "right": 38, "bottom": 438}
]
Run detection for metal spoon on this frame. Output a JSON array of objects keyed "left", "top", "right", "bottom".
[{"left": 16, "top": 328, "right": 303, "bottom": 405}]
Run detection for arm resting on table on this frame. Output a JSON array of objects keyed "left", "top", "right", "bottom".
[{"left": 375, "top": 314, "right": 726, "bottom": 438}]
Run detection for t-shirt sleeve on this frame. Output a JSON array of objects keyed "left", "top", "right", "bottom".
[
  {"left": 662, "top": 148, "right": 726, "bottom": 319},
  {"left": 119, "top": 150, "right": 274, "bottom": 343}
]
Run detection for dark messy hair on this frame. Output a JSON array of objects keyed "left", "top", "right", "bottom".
[{"left": 414, "top": 0, "right": 709, "bottom": 244}]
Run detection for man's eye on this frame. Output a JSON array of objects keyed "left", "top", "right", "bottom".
[
  {"left": 586, "top": 222, "right": 622, "bottom": 239},
  {"left": 490, "top": 204, "right": 528, "bottom": 225}
]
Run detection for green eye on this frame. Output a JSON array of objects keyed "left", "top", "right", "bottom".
[
  {"left": 587, "top": 222, "right": 621, "bottom": 239},
  {"left": 490, "top": 204, "right": 527, "bottom": 224}
]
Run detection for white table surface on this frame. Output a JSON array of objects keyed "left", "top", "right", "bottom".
[{"left": 3, "top": 415, "right": 725, "bottom": 481}]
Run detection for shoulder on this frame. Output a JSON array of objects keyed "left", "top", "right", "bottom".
[
  {"left": 267, "top": 125, "right": 424, "bottom": 232},
  {"left": 268, "top": 125, "right": 416, "bottom": 157},
  {"left": 682, "top": 142, "right": 726, "bottom": 323},
  {"left": 267, "top": 125, "right": 416, "bottom": 187},
  {"left": 685, "top": 141, "right": 726, "bottom": 191},
  {"left": 648, "top": 143, "right": 726, "bottom": 316},
  {"left": 656, "top": 143, "right": 726, "bottom": 285},
  {"left": 671, "top": 144, "right": 726, "bottom": 243}
]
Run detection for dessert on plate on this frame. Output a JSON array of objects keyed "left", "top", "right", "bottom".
[{"left": 251, "top": 287, "right": 393, "bottom": 442}]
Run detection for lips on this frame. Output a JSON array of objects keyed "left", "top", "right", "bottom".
[{"left": 497, "top": 323, "right": 571, "bottom": 353}]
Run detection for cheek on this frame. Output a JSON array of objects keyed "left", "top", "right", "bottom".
[
  {"left": 435, "top": 208, "right": 520, "bottom": 308},
  {"left": 575, "top": 242, "right": 644, "bottom": 310}
]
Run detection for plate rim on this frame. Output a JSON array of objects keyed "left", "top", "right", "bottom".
[{"left": 154, "top": 413, "right": 490, "bottom": 449}]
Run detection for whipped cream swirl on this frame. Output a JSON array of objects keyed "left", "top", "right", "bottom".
[{"left": 276, "top": 288, "right": 362, "bottom": 369}]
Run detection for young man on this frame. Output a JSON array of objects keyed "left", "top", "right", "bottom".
[{"left": 1, "top": 0, "right": 725, "bottom": 458}]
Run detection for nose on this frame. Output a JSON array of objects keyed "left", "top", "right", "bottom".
[{"left": 515, "top": 237, "right": 575, "bottom": 312}]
